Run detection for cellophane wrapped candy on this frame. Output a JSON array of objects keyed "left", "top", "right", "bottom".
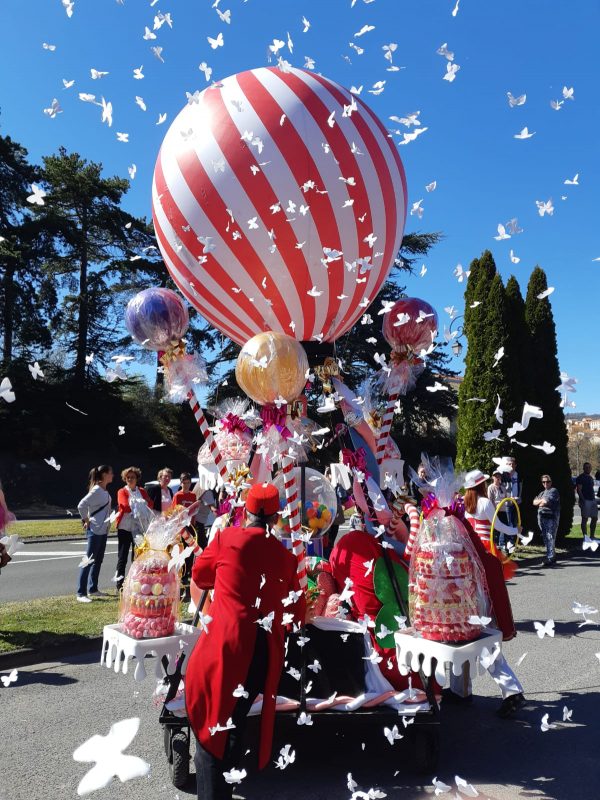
[
  {"left": 409, "top": 508, "right": 490, "bottom": 643},
  {"left": 119, "top": 511, "right": 189, "bottom": 639}
]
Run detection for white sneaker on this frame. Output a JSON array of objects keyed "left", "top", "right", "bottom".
[
  {"left": 88, "top": 590, "right": 108, "bottom": 597},
  {"left": 77, "top": 595, "right": 92, "bottom": 603}
]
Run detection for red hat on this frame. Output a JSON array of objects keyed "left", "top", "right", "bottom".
[{"left": 246, "top": 482, "right": 280, "bottom": 517}]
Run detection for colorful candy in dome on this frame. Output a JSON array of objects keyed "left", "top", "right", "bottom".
[{"left": 118, "top": 511, "right": 188, "bottom": 640}]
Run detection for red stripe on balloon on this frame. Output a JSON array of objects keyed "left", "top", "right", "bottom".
[
  {"left": 155, "top": 150, "right": 269, "bottom": 342},
  {"left": 308, "top": 72, "right": 404, "bottom": 341},
  {"left": 152, "top": 201, "right": 252, "bottom": 344},
  {"left": 270, "top": 68, "right": 376, "bottom": 342},
  {"left": 238, "top": 69, "right": 345, "bottom": 341},
  {"left": 358, "top": 97, "right": 409, "bottom": 213},
  {"left": 202, "top": 87, "right": 309, "bottom": 338}
]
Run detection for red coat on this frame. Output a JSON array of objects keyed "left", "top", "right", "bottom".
[
  {"left": 185, "top": 527, "right": 305, "bottom": 769},
  {"left": 329, "top": 530, "right": 414, "bottom": 691},
  {"left": 115, "top": 486, "right": 153, "bottom": 528},
  {"left": 461, "top": 517, "right": 516, "bottom": 641}
]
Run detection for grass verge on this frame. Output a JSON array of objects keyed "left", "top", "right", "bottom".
[
  {"left": 0, "top": 594, "right": 119, "bottom": 653},
  {"left": 9, "top": 518, "right": 86, "bottom": 539}
]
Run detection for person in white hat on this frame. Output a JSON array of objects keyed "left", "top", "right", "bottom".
[{"left": 463, "top": 469, "right": 519, "bottom": 550}]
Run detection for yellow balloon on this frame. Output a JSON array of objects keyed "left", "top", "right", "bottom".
[{"left": 236, "top": 331, "right": 309, "bottom": 406}]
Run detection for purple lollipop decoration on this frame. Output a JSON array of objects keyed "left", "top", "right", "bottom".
[{"left": 125, "top": 287, "right": 189, "bottom": 352}]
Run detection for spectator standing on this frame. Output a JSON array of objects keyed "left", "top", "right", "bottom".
[
  {"left": 576, "top": 462, "right": 597, "bottom": 539},
  {"left": 533, "top": 475, "right": 560, "bottom": 566},
  {"left": 463, "top": 470, "right": 518, "bottom": 551},
  {"left": 0, "top": 478, "right": 16, "bottom": 534},
  {"left": 115, "top": 467, "right": 153, "bottom": 591},
  {"left": 147, "top": 468, "right": 174, "bottom": 513},
  {"left": 172, "top": 473, "right": 199, "bottom": 601},
  {"left": 76, "top": 465, "right": 113, "bottom": 602},
  {"left": 487, "top": 471, "right": 508, "bottom": 540},
  {"left": 498, "top": 457, "right": 521, "bottom": 550},
  {"left": 172, "top": 473, "right": 197, "bottom": 509},
  {"left": 193, "top": 482, "right": 218, "bottom": 549}
]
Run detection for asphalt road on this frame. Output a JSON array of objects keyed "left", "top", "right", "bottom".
[
  {"left": 1, "top": 554, "right": 599, "bottom": 800},
  {"left": 1, "top": 528, "right": 348, "bottom": 603},
  {"left": 3, "top": 538, "right": 119, "bottom": 602}
]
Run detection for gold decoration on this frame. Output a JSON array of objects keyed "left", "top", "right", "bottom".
[
  {"left": 314, "top": 357, "right": 340, "bottom": 394},
  {"left": 159, "top": 339, "right": 187, "bottom": 366},
  {"left": 235, "top": 331, "right": 308, "bottom": 405}
]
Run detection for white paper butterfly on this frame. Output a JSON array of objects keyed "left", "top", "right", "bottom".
[
  {"left": 0, "top": 377, "right": 15, "bottom": 403},
  {"left": 534, "top": 619, "right": 555, "bottom": 639}
]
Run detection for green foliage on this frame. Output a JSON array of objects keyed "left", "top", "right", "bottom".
[
  {"left": 519, "top": 267, "right": 573, "bottom": 540},
  {"left": 457, "top": 257, "right": 573, "bottom": 542},
  {"left": 0, "top": 133, "right": 59, "bottom": 365},
  {"left": 456, "top": 251, "right": 501, "bottom": 470}
]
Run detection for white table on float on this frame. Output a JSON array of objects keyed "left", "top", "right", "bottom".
[
  {"left": 101, "top": 622, "right": 201, "bottom": 682},
  {"left": 394, "top": 627, "right": 503, "bottom": 687}
]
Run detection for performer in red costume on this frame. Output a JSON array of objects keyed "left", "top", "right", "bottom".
[
  {"left": 329, "top": 514, "right": 422, "bottom": 692},
  {"left": 185, "top": 482, "right": 305, "bottom": 800}
]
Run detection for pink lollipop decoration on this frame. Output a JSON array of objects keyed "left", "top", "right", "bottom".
[{"left": 376, "top": 297, "right": 438, "bottom": 465}]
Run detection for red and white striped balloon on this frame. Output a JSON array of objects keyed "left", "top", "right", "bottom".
[{"left": 152, "top": 66, "right": 408, "bottom": 345}]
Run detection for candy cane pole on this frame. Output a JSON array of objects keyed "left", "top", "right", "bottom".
[
  {"left": 180, "top": 527, "right": 201, "bottom": 555},
  {"left": 375, "top": 392, "right": 399, "bottom": 465},
  {"left": 281, "top": 450, "right": 307, "bottom": 589},
  {"left": 187, "top": 388, "right": 229, "bottom": 486}
]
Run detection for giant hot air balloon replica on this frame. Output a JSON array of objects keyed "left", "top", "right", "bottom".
[{"left": 126, "top": 65, "right": 435, "bottom": 612}]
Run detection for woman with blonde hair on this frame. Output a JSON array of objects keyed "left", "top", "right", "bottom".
[
  {"left": 76, "top": 465, "right": 113, "bottom": 602},
  {"left": 115, "top": 467, "right": 153, "bottom": 591}
]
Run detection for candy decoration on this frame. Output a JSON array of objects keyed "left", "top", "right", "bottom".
[
  {"left": 235, "top": 332, "right": 308, "bottom": 406},
  {"left": 381, "top": 297, "right": 438, "bottom": 355},
  {"left": 281, "top": 453, "right": 306, "bottom": 589},
  {"left": 375, "top": 392, "right": 398, "bottom": 466},
  {"left": 152, "top": 66, "right": 408, "bottom": 345},
  {"left": 188, "top": 390, "right": 229, "bottom": 486},
  {"left": 125, "top": 287, "right": 189, "bottom": 351},
  {"left": 402, "top": 503, "right": 421, "bottom": 561},
  {"left": 377, "top": 297, "right": 438, "bottom": 465}
]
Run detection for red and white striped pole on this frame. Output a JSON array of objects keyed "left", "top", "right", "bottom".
[
  {"left": 375, "top": 392, "right": 399, "bottom": 465},
  {"left": 180, "top": 527, "right": 201, "bottom": 555},
  {"left": 187, "top": 388, "right": 229, "bottom": 486},
  {"left": 280, "top": 446, "right": 306, "bottom": 589}
]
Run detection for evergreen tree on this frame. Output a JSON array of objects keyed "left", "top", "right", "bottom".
[
  {"left": 456, "top": 250, "right": 500, "bottom": 470},
  {"left": 0, "top": 134, "right": 58, "bottom": 366},
  {"left": 503, "top": 276, "right": 530, "bottom": 415},
  {"left": 35, "top": 148, "right": 160, "bottom": 387},
  {"left": 521, "top": 267, "right": 573, "bottom": 539}
]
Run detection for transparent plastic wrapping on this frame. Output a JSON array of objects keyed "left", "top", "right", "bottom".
[
  {"left": 409, "top": 508, "right": 490, "bottom": 643},
  {"left": 119, "top": 508, "right": 193, "bottom": 639}
]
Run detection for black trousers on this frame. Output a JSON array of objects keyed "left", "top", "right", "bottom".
[
  {"left": 116, "top": 529, "right": 135, "bottom": 591},
  {"left": 194, "top": 628, "right": 269, "bottom": 800}
]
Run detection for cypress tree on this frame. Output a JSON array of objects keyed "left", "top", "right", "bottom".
[
  {"left": 456, "top": 250, "right": 499, "bottom": 470},
  {"left": 521, "top": 267, "right": 573, "bottom": 540}
]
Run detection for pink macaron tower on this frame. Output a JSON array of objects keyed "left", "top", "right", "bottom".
[{"left": 118, "top": 513, "right": 187, "bottom": 639}]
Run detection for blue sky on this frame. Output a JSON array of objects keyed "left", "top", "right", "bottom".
[{"left": 1, "top": 0, "right": 598, "bottom": 410}]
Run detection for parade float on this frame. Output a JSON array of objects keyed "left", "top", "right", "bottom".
[{"left": 101, "top": 66, "right": 516, "bottom": 787}]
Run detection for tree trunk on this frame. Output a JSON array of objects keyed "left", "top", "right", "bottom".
[
  {"left": 74, "top": 209, "right": 89, "bottom": 388},
  {"left": 1, "top": 261, "right": 15, "bottom": 366}
]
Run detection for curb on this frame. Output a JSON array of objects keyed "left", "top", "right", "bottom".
[
  {"left": 0, "top": 636, "right": 103, "bottom": 671},
  {"left": 20, "top": 534, "right": 118, "bottom": 544}
]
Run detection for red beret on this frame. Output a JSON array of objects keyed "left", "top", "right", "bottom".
[{"left": 246, "top": 482, "right": 280, "bottom": 517}]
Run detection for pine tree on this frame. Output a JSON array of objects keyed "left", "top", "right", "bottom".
[
  {"left": 456, "top": 250, "right": 500, "bottom": 470},
  {"left": 503, "top": 276, "right": 530, "bottom": 416},
  {"left": 34, "top": 148, "right": 166, "bottom": 387},
  {"left": 521, "top": 267, "right": 573, "bottom": 539},
  {"left": 0, "top": 134, "right": 58, "bottom": 366}
]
